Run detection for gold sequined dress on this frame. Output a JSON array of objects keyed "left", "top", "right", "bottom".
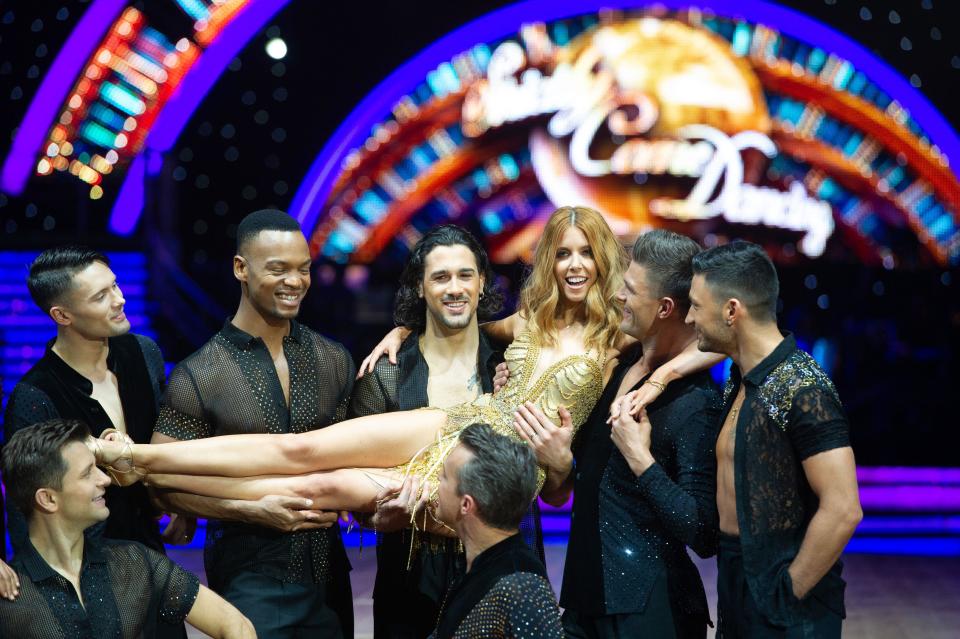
[{"left": 399, "top": 330, "right": 605, "bottom": 488}]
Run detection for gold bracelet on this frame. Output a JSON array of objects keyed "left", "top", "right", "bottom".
[{"left": 644, "top": 379, "right": 666, "bottom": 392}]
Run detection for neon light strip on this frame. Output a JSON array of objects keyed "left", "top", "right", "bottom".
[
  {"left": 289, "top": 0, "right": 960, "bottom": 237},
  {"left": 109, "top": 0, "right": 290, "bottom": 234},
  {"left": 0, "top": 0, "right": 127, "bottom": 194}
]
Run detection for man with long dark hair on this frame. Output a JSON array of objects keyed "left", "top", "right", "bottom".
[{"left": 351, "top": 224, "right": 544, "bottom": 639}]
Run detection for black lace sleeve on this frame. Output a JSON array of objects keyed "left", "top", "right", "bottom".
[
  {"left": 635, "top": 386, "right": 720, "bottom": 558},
  {"left": 142, "top": 544, "right": 201, "bottom": 625},
  {"left": 154, "top": 365, "right": 213, "bottom": 441},
  {"left": 787, "top": 386, "right": 851, "bottom": 460}
]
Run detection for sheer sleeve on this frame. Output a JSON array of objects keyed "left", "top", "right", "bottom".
[
  {"left": 348, "top": 357, "right": 396, "bottom": 418},
  {"left": 635, "top": 386, "right": 720, "bottom": 558},
  {"left": 142, "top": 545, "right": 201, "bottom": 625},
  {"left": 154, "top": 365, "right": 213, "bottom": 441},
  {"left": 787, "top": 386, "right": 851, "bottom": 460}
]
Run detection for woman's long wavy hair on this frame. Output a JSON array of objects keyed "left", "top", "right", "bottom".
[
  {"left": 519, "top": 206, "right": 625, "bottom": 352},
  {"left": 394, "top": 224, "right": 504, "bottom": 331}
]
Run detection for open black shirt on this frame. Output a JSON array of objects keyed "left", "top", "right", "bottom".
[
  {"left": 561, "top": 345, "right": 720, "bottom": 625},
  {"left": 348, "top": 330, "right": 544, "bottom": 608},
  {"left": 153, "top": 319, "right": 355, "bottom": 590},
  {"left": 3, "top": 334, "right": 166, "bottom": 554},
  {"left": 720, "top": 333, "right": 852, "bottom": 627},
  {"left": 0, "top": 536, "right": 198, "bottom": 639}
]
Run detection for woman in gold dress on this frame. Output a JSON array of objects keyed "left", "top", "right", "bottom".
[{"left": 93, "top": 206, "right": 633, "bottom": 515}]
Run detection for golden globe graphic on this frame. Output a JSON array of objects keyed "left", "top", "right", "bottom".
[{"left": 293, "top": 6, "right": 959, "bottom": 268}]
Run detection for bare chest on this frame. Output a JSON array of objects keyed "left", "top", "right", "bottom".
[
  {"left": 89, "top": 371, "right": 126, "bottom": 433},
  {"left": 426, "top": 359, "right": 481, "bottom": 408},
  {"left": 716, "top": 388, "right": 746, "bottom": 464}
]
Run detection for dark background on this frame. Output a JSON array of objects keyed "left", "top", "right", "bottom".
[{"left": 1, "top": 0, "right": 958, "bottom": 465}]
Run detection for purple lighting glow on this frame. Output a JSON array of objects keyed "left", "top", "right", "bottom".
[{"left": 0, "top": 0, "right": 127, "bottom": 194}]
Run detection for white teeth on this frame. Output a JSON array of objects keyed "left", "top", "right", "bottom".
[{"left": 567, "top": 277, "right": 587, "bottom": 285}]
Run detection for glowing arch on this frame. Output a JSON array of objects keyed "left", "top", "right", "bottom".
[{"left": 289, "top": 0, "right": 960, "bottom": 264}]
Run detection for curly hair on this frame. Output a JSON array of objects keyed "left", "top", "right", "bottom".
[
  {"left": 518, "top": 206, "right": 625, "bottom": 351},
  {"left": 393, "top": 225, "right": 504, "bottom": 331}
]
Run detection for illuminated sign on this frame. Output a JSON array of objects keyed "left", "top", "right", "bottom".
[
  {"left": 294, "top": 2, "right": 959, "bottom": 268},
  {"left": 463, "top": 21, "right": 835, "bottom": 256}
]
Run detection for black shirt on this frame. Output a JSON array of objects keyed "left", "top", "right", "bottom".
[
  {"left": 723, "top": 333, "right": 851, "bottom": 626},
  {"left": 0, "top": 535, "right": 199, "bottom": 639},
  {"left": 432, "top": 534, "right": 563, "bottom": 639},
  {"left": 561, "top": 346, "right": 719, "bottom": 625},
  {"left": 3, "top": 334, "right": 166, "bottom": 554},
  {"left": 348, "top": 331, "right": 545, "bottom": 607},
  {"left": 153, "top": 319, "right": 354, "bottom": 590}
]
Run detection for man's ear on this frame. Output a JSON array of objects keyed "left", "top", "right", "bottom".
[
  {"left": 461, "top": 493, "right": 477, "bottom": 517},
  {"left": 49, "top": 305, "right": 71, "bottom": 327},
  {"left": 34, "top": 487, "right": 58, "bottom": 515},
  {"left": 418, "top": 281, "right": 424, "bottom": 299},
  {"left": 725, "top": 298, "right": 744, "bottom": 326},
  {"left": 657, "top": 296, "right": 676, "bottom": 319},
  {"left": 233, "top": 255, "right": 247, "bottom": 283}
]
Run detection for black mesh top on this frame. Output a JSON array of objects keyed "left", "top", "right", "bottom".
[
  {"left": 153, "top": 319, "right": 355, "bottom": 589},
  {"left": 3, "top": 334, "right": 167, "bottom": 555},
  {"left": 349, "top": 330, "right": 545, "bottom": 606},
  {"left": 562, "top": 344, "right": 720, "bottom": 622},
  {"left": 432, "top": 534, "right": 563, "bottom": 639},
  {"left": 0, "top": 537, "right": 199, "bottom": 639},
  {"left": 722, "top": 333, "right": 852, "bottom": 627}
]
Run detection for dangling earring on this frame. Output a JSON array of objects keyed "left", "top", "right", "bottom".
[{"left": 479, "top": 291, "right": 484, "bottom": 299}]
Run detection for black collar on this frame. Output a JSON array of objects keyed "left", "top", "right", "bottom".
[
  {"left": 17, "top": 533, "right": 107, "bottom": 583},
  {"left": 40, "top": 337, "right": 123, "bottom": 396},
  {"left": 220, "top": 317, "right": 303, "bottom": 349},
  {"left": 741, "top": 332, "right": 796, "bottom": 387},
  {"left": 468, "top": 532, "right": 528, "bottom": 574}
]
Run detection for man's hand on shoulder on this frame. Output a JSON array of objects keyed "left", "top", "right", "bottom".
[{"left": 236, "top": 495, "right": 339, "bottom": 532}]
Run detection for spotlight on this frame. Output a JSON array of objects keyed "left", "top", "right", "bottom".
[{"left": 265, "top": 37, "right": 287, "bottom": 60}]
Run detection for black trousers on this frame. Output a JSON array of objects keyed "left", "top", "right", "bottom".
[
  {"left": 562, "top": 570, "right": 706, "bottom": 639},
  {"left": 220, "top": 569, "right": 354, "bottom": 639},
  {"left": 716, "top": 535, "right": 841, "bottom": 639}
]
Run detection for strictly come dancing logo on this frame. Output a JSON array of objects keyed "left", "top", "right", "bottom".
[{"left": 462, "top": 18, "right": 835, "bottom": 257}]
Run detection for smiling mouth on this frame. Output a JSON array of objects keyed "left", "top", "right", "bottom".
[
  {"left": 442, "top": 299, "right": 468, "bottom": 312},
  {"left": 111, "top": 311, "right": 126, "bottom": 321},
  {"left": 277, "top": 292, "right": 301, "bottom": 304},
  {"left": 566, "top": 276, "right": 588, "bottom": 287}
]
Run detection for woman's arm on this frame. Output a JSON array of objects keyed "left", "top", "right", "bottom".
[
  {"left": 480, "top": 311, "right": 523, "bottom": 345},
  {"left": 617, "top": 342, "right": 726, "bottom": 417}
]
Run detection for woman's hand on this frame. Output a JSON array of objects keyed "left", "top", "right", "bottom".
[
  {"left": 0, "top": 559, "right": 19, "bottom": 600},
  {"left": 493, "top": 362, "right": 510, "bottom": 394},
  {"left": 357, "top": 326, "right": 412, "bottom": 377}
]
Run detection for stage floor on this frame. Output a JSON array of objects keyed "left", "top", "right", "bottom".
[{"left": 172, "top": 544, "right": 960, "bottom": 638}]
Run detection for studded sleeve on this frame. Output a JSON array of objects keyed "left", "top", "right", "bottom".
[{"left": 154, "top": 365, "right": 214, "bottom": 441}]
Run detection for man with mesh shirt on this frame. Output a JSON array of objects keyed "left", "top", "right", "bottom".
[
  {"left": 151, "top": 209, "right": 356, "bottom": 638},
  {"left": 686, "top": 242, "right": 861, "bottom": 637},
  {"left": 0, "top": 419, "right": 254, "bottom": 638},
  {"left": 351, "top": 225, "right": 544, "bottom": 639},
  {"left": 2, "top": 246, "right": 188, "bottom": 637}
]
